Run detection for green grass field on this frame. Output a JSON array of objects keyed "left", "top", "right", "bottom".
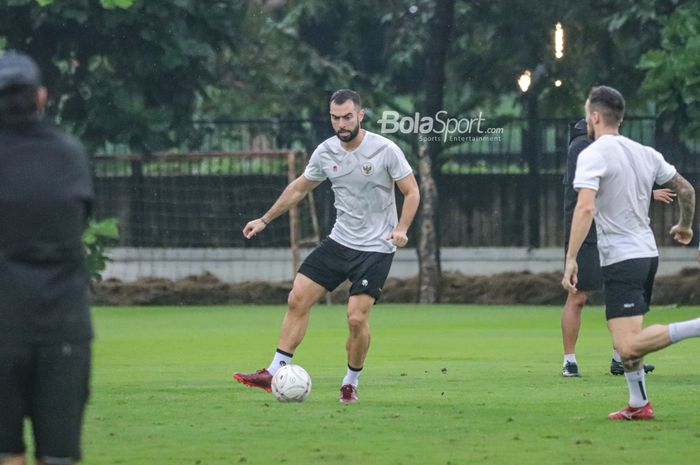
[{"left": 82, "top": 305, "right": 700, "bottom": 465}]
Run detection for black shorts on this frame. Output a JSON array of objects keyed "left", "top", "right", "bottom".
[
  {"left": 565, "top": 242, "right": 602, "bottom": 292},
  {"left": 299, "top": 237, "right": 394, "bottom": 302},
  {"left": 0, "top": 341, "right": 91, "bottom": 464},
  {"left": 602, "top": 257, "right": 658, "bottom": 320}
]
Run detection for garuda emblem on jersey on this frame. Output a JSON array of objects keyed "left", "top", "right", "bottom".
[{"left": 361, "top": 162, "right": 374, "bottom": 176}]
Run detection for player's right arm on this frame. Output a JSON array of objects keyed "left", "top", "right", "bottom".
[{"left": 243, "top": 175, "right": 321, "bottom": 239}]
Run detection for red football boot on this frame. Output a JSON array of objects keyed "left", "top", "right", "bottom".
[
  {"left": 607, "top": 403, "right": 654, "bottom": 420},
  {"left": 233, "top": 368, "right": 273, "bottom": 392},
  {"left": 339, "top": 384, "right": 359, "bottom": 404}
]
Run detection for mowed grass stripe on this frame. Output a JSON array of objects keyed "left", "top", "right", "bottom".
[{"left": 84, "top": 305, "right": 700, "bottom": 465}]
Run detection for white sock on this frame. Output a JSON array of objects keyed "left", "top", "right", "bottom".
[
  {"left": 668, "top": 318, "right": 700, "bottom": 343},
  {"left": 624, "top": 368, "right": 649, "bottom": 408},
  {"left": 564, "top": 354, "right": 577, "bottom": 365},
  {"left": 267, "top": 349, "right": 293, "bottom": 375},
  {"left": 612, "top": 350, "right": 622, "bottom": 362},
  {"left": 342, "top": 365, "right": 362, "bottom": 387}
]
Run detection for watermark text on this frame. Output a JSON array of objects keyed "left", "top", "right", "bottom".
[{"left": 377, "top": 110, "right": 504, "bottom": 142}]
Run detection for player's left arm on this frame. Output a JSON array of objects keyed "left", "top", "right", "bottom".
[
  {"left": 562, "top": 188, "right": 596, "bottom": 293},
  {"left": 661, "top": 173, "right": 695, "bottom": 244},
  {"left": 388, "top": 173, "right": 420, "bottom": 247}
]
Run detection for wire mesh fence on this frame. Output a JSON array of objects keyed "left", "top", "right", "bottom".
[{"left": 90, "top": 116, "right": 700, "bottom": 281}]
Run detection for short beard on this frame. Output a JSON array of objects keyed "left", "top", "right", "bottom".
[{"left": 336, "top": 125, "right": 359, "bottom": 143}]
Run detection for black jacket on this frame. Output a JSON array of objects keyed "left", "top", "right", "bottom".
[
  {"left": 0, "top": 120, "right": 94, "bottom": 343},
  {"left": 563, "top": 119, "right": 596, "bottom": 245}
]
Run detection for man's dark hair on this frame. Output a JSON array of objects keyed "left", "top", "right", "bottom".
[
  {"left": 0, "top": 85, "right": 40, "bottom": 125},
  {"left": 588, "top": 85, "right": 625, "bottom": 125},
  {"left": 330, "top": 89, "right": 361, "bottom": 108}
]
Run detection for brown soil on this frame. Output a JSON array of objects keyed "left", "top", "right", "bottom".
[{"left": 92, "top": 268, "right": 700, "bottom": 306}]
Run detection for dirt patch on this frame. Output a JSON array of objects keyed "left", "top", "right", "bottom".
[
  {"left": 94, "top": 273, "right": 292, "bottom": 306},
  {"left": 92, "top": 268, "right": 700, "bottom": 306},
  {"left": 652, "top": 267, "right": 700, "bottom": 305}
]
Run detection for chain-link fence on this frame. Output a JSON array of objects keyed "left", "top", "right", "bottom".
[{"left": 92, "top": 117, "right": 700, "bottom": 251}]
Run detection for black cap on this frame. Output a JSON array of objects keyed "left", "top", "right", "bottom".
[{"left": 0, "top": 51, "right": 42, "bottom": 91}]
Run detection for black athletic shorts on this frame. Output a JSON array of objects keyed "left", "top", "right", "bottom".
[
  {"left": 0, "top": 341, "right": 91, "bottom": 464},
  {"left": 299, "top": 237, "right": 394, "bottom": 302},
  {"left": 565, "top": 242, "right": 603, "bottom": 292},
  {"left": 602, "top": 257, "right": 658, "bottom": 320}
]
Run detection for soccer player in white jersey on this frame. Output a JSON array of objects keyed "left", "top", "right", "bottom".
[
  {"left": 234, "top": 89, "right": 420, "bottom": 403},
  {"left": 563, "top": 85, "right": 700, "bottom": 420},
  {"left": 560, "top": 119, "right": 671, "bottom": 378}
]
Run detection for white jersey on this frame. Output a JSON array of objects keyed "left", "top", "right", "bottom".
[
  {"left": 573, "top": 134, "right": 676, "bottom": 266},
  {"left": 304, "top": 130, "right": 413, "bottom": 253}
]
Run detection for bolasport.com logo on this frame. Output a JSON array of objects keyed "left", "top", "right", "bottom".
[{"left": 376, "top": 110, "right": 504, "bottom": 143}]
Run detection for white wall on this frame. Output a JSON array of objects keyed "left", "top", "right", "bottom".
[{"left": 102, "top": 247, "right": 699, "bottom": 283}]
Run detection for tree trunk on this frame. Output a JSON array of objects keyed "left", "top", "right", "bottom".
[
  {"left": 417, "top": 143, "right": 440, "bottom": 303},
  {"left": 417, "top": 0, "right": 455, "bottom": 303}
]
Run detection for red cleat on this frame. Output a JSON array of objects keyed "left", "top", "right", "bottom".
[
  {"left": 339, "top": 384, "right": 359, "bottom": 404},
  {"left": 607, "top": 403, "right": 654, "bottom": 420},
  {"left": 233, "top": 368, "right": 273, "bottom": 392}
]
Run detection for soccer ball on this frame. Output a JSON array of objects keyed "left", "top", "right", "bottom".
[{"left": 271, "top": 364, "right": 312, "bottom": 402}]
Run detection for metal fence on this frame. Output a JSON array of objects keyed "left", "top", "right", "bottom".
[{"left": 92, "top": 117, "right": 700, "bottom": 249}]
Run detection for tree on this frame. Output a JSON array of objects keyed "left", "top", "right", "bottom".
[
  {"left": 0, "top": 0, "right": 247, "bottom": 152},
  {"left": 416, "top": 0, "right": 454, "bottom": 303},
  {"left": 639, "top": 4, "right": 700, "bottom": 140}
]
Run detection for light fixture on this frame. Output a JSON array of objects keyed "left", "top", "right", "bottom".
[
  {"left": 518, "top": 70, "right": 532, "bottom": 92},
  {"left": 554, "top": 22, "right": 564, "bottom": 59}
]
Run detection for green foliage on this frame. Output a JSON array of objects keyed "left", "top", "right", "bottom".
[
  {"left": 0, "top": 0, "right": 247, "bottom": 153},
  {"left": 2, "top": 0, "right": 694, "bottom": 151},
  {"left": 199, "top": 1, "right": 371, "bottom": 122},
  {"left": 100, "top": 0, "right": 134, "bottom": 9},
  {"left": 203, "top": 0, "right": 669, "bottom": 127},
  {"left": 83, "top": 217, "right": 120, "bottom": 281},
  {"left": 639, "top": 5, "right": 700, "bottom": 138}
]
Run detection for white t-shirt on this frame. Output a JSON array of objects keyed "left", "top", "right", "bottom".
[
  {"left": 573, "top": 134, "right": 676, "bottom": 266},
  {"left": 304, "top": 130, "right": 413, "bottom": 253}
]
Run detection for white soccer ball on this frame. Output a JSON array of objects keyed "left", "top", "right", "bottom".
[{"left": 271, "top": 364, "right": 312, "bottom": 402}]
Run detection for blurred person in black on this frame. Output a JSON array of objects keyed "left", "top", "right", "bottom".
[{"left": 0, "top": 51, "right": 94, "bottom": 465}]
